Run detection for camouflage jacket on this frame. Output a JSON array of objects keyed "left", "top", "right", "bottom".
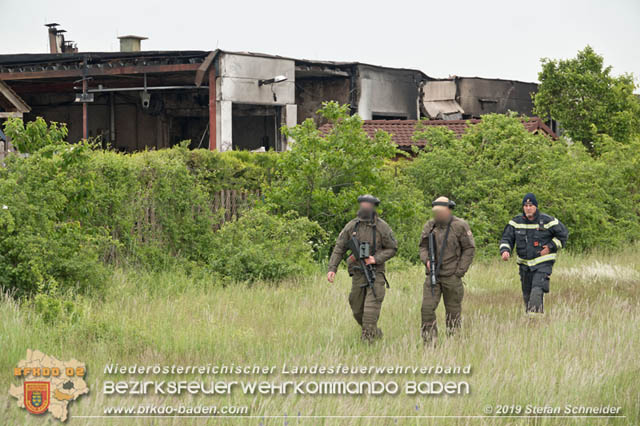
[
  {"left": 419, "top": 215, "right": 475, "bottom": 278},
  {"left": 328, "top": 215, "right": 398, "bottom": 274}
]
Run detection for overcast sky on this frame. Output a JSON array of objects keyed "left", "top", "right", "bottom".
[{"left": 1, "top": 0, "right": 638, "bottom": 84}]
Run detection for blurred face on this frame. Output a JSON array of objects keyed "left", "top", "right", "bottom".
[
  {"left": 359, "top": 201, "right": 375, "bottom": 211},
  {"left": 523, "top": 202, "right": 537, "bottom": 218},
  {"left": 433, "top": 208, "right": 452, "bottom": 224},
  {"left": 357, "top": 201, "right": 376, "bottom": 219}
]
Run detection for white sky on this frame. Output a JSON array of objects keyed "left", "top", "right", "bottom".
[{"left": 1, "top": 0, "right": 639, "bottom": 84}]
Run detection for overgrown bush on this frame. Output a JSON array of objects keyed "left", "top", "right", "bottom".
[
  {"left": 376, "top": 164, "right": 429, "bottom": 263},
  {"left": 0, "top": 140, "right": 111, "bottom": 297},
  {"left": 266, "top": 102, "right": 428, "bottom": 259},
  {"left": 207, "top": 207, "right": 325, "bottom": 283},
  {"left": 2, "top": 101, "right": 639, "bottom": 298},
  {"left": 0, "top": 119, "right": 280, "bottom": 297},
  {"left": 405, "top": 114, "right": 640, "bottom": 254},
  {"left": 3, "top": 117, "right": 68, "bottom": 153}
]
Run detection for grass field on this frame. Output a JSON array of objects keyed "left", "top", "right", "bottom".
[{"left": 2, "top": 248, "right": 639, "bottom": 425}]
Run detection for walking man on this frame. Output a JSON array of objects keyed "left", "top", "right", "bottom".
[
  {"left": 327, "top": 195, "right": 397, "bottom": 342},
  {"left": 419, "top": 196, "right": 475, "bottom": 345},
  {"left": 500, "top": 193, "right": 569, "bottom": 314}
]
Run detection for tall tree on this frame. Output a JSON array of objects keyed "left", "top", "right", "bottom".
[{"left": 533, "top": 46, "right": 640, "bottom": 150}]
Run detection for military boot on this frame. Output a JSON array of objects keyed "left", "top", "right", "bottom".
[{"left": 361, "top": 326, "right": 380, "bottom": 343}]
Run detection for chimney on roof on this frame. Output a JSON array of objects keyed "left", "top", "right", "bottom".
[
  {"left": 117, "top": 35, "right": 148, "bottom": 52},
  {"left": 45, "top": 23, "right": 60, "bottom": 53},
  {"left": 45, "top": 23, "right": 78, "bottom": 53}
]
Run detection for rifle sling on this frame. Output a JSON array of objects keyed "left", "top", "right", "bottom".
[
  {"left": 434, "top": 218, "right": 453, "bottom": 279},
  {"left": 353, "top": 215, "right": 377, "bottom": 256}
]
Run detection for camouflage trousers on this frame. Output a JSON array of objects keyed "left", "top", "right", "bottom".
[
  {"left": 519, "top": 266, "right": 551, "bottom": 313},
  {"left": 421, "top": 274, "right": 464, "bottom": 343},
  {"left": 349, "top": 271, "right": 386, "bottom": 341}
]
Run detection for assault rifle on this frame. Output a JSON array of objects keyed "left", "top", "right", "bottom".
[
  {"left": 428, "top": 232, "right": 437, "bottom": 296},
  {"left": 347, "top": 236, "right": 377, "bottom": 299}
]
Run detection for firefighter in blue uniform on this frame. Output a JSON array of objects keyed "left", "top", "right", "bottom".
[{"left": 500, "top": 193, "right": 568, "bottom": 314}]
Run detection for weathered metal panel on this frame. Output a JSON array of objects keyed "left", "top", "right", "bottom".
[
  {"left": 421, "top": 80, "right": 464, "bottom": 119},
  {"left": 423, "top": 80, "right": 457, "bottom": 101}
]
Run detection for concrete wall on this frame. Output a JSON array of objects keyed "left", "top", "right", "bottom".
[
  {"left": 456, "top": 78, "right": 538, "bottom": 117},
  {"left": 218, "top": 53, "right": 295, "bottom": 105},
  {"left": 356, "top": 65, "right": 422, "bottom": 120},
  {"left": 216, "top": 53, "right": 297, "bottom": 151}
]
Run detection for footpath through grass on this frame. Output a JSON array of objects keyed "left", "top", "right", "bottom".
[{"left": 2, "top": 248, "right": 639, "bottom": 425}]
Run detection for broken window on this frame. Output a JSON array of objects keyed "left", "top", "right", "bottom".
[{"left": 231, "top": 104, "right": 282, "bottom": 151}]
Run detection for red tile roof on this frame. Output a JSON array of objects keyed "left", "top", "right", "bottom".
[{"left": 319, "top": 117, "right": 556, "bottom": 148}]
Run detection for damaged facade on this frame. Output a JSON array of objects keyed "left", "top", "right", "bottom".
[
  {"left": 420, "top": 77, "right": 538, "bottom": 120},
  {"left": 0, "top": 28, "right": 547, "bottom": 152}
]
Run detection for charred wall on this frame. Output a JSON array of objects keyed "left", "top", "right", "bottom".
[
  {"left": 19, "top": 90, "right": 209, "bottom": 151},
  {"left": 295, "top": 77, "right": 351, "bottom": 125}
]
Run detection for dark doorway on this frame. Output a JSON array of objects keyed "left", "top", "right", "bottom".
[{"left": 232, "top": 103, "right": 282, "bottom": 151}]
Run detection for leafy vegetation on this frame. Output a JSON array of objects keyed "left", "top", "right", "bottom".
[
  {"left": 533, "top": 45, "right": 640, "bottom": 150},
  {"left": 2, "top": 117, "right": 68, "bottom": 153},
  {"left": 266, "top": 102, "right": 397, "bottom": 239},
  {"left": 406, "top": 114, "right": 640, "bottom": 254},
  {"left": 0, "top": 119, "right": 290, "bottom": 297},
  {"left": 207, "top": 208, "right": 324, "bottom": 283},
  {"left": 266, "top": 101, "right": 428, "bottom": 260},
  {"left": 1, "top": 47, "right": 639, "bottom": 299}
]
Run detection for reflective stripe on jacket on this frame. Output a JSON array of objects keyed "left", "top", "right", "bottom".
[{"left": 500, "top": 212, "right": 568, "bottom": 269}]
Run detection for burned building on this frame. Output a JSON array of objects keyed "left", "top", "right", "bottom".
[
  {"left": 0, "top": 25, "right": 547, "bottom": 152},
  {"left": 421, "top": 77, "right": 538, "bottom": 120},
  {"left": 295, "top": 60, "right": 426, "bottom": 125},
  {"left": 0, "top": 46, "right": 427, "bottom": 152},
  {"left": 0, "top": 48, "right": 301, "bottom": 152}
]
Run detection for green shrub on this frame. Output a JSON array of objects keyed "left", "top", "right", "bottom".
[
  {"left": 26, "top": 292, "right": 83, "bottom": 325},
  {"left": 405, "top": 114, "right": 640, "bottom": 254},
  {"left": 266, "top": 102, "right": 397, "bottom": 242},
  {"left": 376, "top": 163, "right": 429, "bottom": 263},
  {"left": 207, "top": 207, "right": 325, "bottom": 283},
  {"left": 0, "top": 119, "right": 280, "bottom": 297},
  {"left": 3, "top": 117, "right": 68, "bottom": 153},
  {"left": 266, "top": 102, "right": 429, "bottom": 261},
  {"left": 0, "top": 141, "right": 111, "bottom": 298}
]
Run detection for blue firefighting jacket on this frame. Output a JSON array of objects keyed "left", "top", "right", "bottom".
[{"left": 500, "top": 211, "right": 568, "bottom": 269}]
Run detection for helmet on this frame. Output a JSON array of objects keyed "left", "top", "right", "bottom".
[
  {"left": 357, "top": 194, "right": 380, "bottom": 206},
  {"left": 432, "top": 196, "right": 456, "bottom": 210}
]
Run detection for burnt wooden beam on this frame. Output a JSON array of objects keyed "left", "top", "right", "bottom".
[
  {"left": 195, "top": 50, "right": 218, "bottom": 87},
  {"left": 0, "top": 63, "right": 201, "bottom": 81}
]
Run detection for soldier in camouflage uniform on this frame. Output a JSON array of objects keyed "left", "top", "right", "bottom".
[
  {"left": 327, "top": 195, "right": 398, "bottom": 342},
  {"left": 419, "top": 196, "right": 475, "bottom": 345}
]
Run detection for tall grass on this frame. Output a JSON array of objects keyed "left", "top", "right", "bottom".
[{"left": 2, "top": 248, "right": 639, "bottom": 425}]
